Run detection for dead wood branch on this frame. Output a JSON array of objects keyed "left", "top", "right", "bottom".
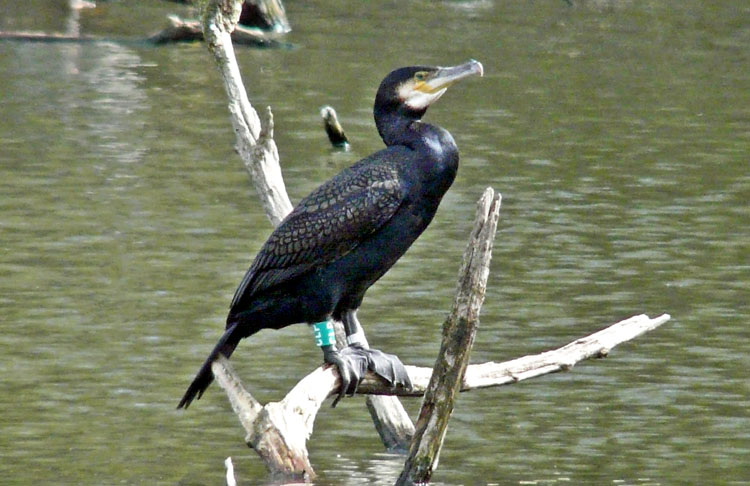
[
  {"left": 214, "top": 313, "right": 672, "bottom": 401},
  {"left": 396, "top": 188, "right": 501, "bottom": 485},
  {"left": 358, "top": 312, "right": 671, "bottom": 395},
  {"left": 209, "top": 187, "right": 502, "bottom": 480},
  {"left": 149, "top": 14, "right": 285, "bottom": 46},
  {"left": 211, "top": 310, "right": 669, "bottom": 479},
  {"left": 201, "top": 0, "right": 293, "bottom": 226}
]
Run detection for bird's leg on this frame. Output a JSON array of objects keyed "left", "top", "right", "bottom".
[
  {"left": 342, "top": 309, "right": 368, "bottom": 347},
  {"left": 314, "top": 320, "right": 367, "bottom": 407},
  {"left": 340, "top": 310, "right": 412, "bottom": 392}
]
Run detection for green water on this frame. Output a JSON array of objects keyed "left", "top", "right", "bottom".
[{"left": 1, "top": 1, "right": 748, "bottom": 484}]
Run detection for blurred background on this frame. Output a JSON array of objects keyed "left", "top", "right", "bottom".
[{"left": 1, "top": 1, "right": 748, "bottom": 484}]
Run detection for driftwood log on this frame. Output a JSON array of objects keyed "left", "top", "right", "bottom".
[
  {"left": 197, "top": 0, "right": 672, "bottom": 483},
  {"left": 149, "top": 14, "right": 287, "bottom": 46},
  {"left": 151, "top": 0, "right": 290, "bottom": 45},
  {"left": 0, "top": 0, "right": 289, "bottom": 46}
]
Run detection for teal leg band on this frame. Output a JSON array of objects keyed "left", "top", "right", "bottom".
[{"left": 312, "top": 321, "right": 336, "bottom": 347}]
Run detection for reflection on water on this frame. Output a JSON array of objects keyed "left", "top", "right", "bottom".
[{"left": 1, "top": 1, "right": 749, "bottom": 485}]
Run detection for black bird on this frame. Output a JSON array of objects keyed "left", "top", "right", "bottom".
[{"left": 178, "top": 60, "right": 484, "bottom": 409}]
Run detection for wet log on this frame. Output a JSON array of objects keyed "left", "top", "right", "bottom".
[{"left": 149, "top": 14, "right": 285, "bottom": 46}]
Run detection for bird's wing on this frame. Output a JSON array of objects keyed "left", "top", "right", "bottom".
[{"left": 229, "top": 158, "right": 407, "bottom": 311}]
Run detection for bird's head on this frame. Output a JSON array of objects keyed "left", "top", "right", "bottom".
[{"left": 374, "top": 60, "right": 484, "bottom": 120}]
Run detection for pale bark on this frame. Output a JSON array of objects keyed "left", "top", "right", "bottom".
[
  {"left": 211, "top": 312, "right": 670, "bottom": 479},
  {"left": 209, "top": 187, "right": 503, "bottom": 480},
  {"left": 201, "top": 0, "right": 293, "bottom": 226}
]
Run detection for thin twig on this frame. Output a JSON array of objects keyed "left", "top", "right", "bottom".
[{"left": 225, "top": 457, "right": 237, "bottom": 486}]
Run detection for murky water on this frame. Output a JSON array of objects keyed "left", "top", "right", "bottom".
[{"left": 1, "top": 1, "right": 748, "bottom": 485}]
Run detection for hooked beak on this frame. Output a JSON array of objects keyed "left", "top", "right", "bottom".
[{"left": 418, "top": 59, "right": 484, "bottom": 94}]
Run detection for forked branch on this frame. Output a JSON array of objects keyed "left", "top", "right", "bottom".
[{"left": 197, "top": 1, "right": 672, "bottom": 483}]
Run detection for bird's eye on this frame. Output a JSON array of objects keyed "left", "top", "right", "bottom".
[{"left": 414, "top": 71, "right": 428, "bottom": 81}]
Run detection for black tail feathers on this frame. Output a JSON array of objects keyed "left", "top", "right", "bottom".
[{"left": 177, "top": 323, "right": 242, "bottom": 409}]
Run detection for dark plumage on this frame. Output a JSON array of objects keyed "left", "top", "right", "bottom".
[{"left": 178, "top": 60, "right": 483, "bottom": 409}]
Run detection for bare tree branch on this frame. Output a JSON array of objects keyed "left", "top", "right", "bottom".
[
  {"left": 210, "top": 312, "right": 670, "bottom": 479},
  {"left": 397, "top": 188, "right": 501, "bottom": 486},
  {"left": 207, "top": 187, "right": 502, "bottom": 479},
  {"left": 201, "top": 0, "right": 292, "bottom": 226},
  {"left": 357, "top": 313, "right": 672, "bottom": 395}
]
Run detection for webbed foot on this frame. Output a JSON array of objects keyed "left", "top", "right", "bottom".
[
  {"left": 322, "top": 345, "right": 366, "bottom": 407},
  {"left": 323, "top": 344, "right": 412, "bottom": 407}
]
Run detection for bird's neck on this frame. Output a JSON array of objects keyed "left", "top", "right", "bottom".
[
  {"left": 376, "top": 109, "right": 418, "bottom": 147},
  {"left": 376, "top": 110, "right": 459, "bottom": 196},
  {"left": 375, "top": 110, "right": 457, "bottom": 158}
]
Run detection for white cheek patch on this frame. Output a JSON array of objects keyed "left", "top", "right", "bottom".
[{"left": 404, "top": 87, "right": 446, "bottom": 111}]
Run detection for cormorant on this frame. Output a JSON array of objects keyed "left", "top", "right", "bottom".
[{"left": 178, "top": 60, "right": 484, "bottom": 409}]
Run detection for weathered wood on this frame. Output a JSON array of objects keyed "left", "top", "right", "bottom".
[
  {"left": 213, "top": 313, "right": 671, "bottom": 399},
  {"left": 206, "top": 188, "right": 500, "bottom": 479},
  {"left": 212, "top": 356, "right": 318, "bottom": 480},
  {"left": 396, "top": 188, "right": 501, "bottom": 486},
  {"left": 224, "top": 457, "right": 237, "bottom": 486},
  {"left": 365, "top": 395, "right": 414, "bottom": 452},
  {"left": 210, "top": 311, "right": 670, "bottom": 480},
  {"left": 197, "top": 3, "right": 672, "bottom": 482},
  {"left": 333, "top": 314, "right": 414, "bottom": 451},
  {"left": 149, "top": 14, "right": 284, "bottom": 46},
  {"left": 211, "top": 356, "right": 262, "bottom": 433},
  {"left": 356, "top": 313, "right": 672, "bottom": 395},
  {"left": 200, "top": 0, "right": 293, "bottom": 226}
]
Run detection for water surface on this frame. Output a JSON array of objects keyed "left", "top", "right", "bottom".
[{"left": 1, "top": 1, "right": 748, "bottom": 485}]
